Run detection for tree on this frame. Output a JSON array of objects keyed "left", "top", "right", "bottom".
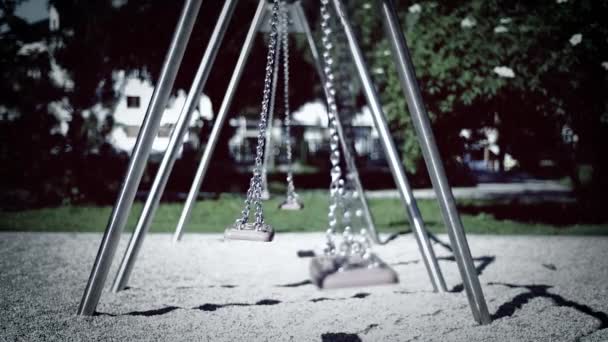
[
  {"left": 0, "top": 0, "right": 71, "bottom": 207},
  {"left": 47, "top": 0, "right": 320, "bottom": 199},
  {"left": 352, "top": 0, "right": 608, "bottom": 196}
]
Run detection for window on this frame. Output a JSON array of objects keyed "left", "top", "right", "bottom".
[{"left": 126, "top": 96, "right": 140, "bottom": 108}]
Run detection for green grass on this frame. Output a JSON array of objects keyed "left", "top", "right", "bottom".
[{"left": 0, "top": 191, "right": 606, "bottom": 235}]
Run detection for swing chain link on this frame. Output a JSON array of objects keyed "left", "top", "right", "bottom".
[
  {"left": 320, "top": 0, "right": 343, "bottom": 254},
  {"left": 280, "top": 1, "right": 298, "bottom": 204},
  {"left": 333, "top": 11, "right": 372, "bottom": 246},
  {"left": 237, "top": 0, "right": 281, "bottom": 229},
  {"left": 261, "top": 18, "right": 282, "bottom": 200},
  {"left": 320, "top": 0, "right": 371, "bottom": 259}
]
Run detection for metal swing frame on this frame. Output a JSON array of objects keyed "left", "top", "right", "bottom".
[{"left": 76, "top": 0, "right": 491, "bottom": 325}]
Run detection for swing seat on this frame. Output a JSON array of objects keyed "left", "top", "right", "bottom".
[
  {"left": 279, "top": 199, "right": 303, "bottom": 210},
  {"left": 310, "top": 253, "right": 398, "bottom": 289},
  {"left": 224, "top": 223, "right": 274, "bottom": 242}
]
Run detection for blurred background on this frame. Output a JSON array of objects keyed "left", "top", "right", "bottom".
[{"left": 1, "top": 0, "right": 607, "bottom": 233}]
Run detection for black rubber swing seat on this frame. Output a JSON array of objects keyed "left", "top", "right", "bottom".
[
  {"left": 224, "top": 223, "right": 274, "bottom": 242},
  {"left": 310, "top": 253, "right": 399, "bottom": 289}
]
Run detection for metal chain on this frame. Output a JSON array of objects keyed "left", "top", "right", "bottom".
[
  {"left": 320, "top": 0, "right": 371, "bottom": 259},
  {"left": 330, "top": 8, "right": 356, "bottom": 251},
  {"left": 237, "top": 0, "right": 280, "bottom": 228},
  {"left": 336, "top": 15, "right": 374, "bottom": 259},
  {"left": 280, "top": 2, "right": 299, "bottom": 204},
  {"left": 261, "top": 23, "right": 282, "bottom": 200},
  {"left": 332, "top": 8, "right": 372, "bottom": 247},
  {"left": 320, "top": 0, "right": 344, "bottom": 255}
]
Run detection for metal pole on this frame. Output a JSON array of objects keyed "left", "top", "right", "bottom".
[
  {"left": 292, "top": 3, "right": 381, "bottom": 244},
  {"left": 111, "top": 0, "right": 238, "bottom": 292},
  {"left": 379, "top": 0, "right": 490, "bottom": 324},
  {"left": 330, "top": 0, "right": 447, "bottom": 293},
  {"left": 76, "top": 0, "right": 202, "bottom": 316},
  {"left": 173, "top": 0, "right": 268, "bottom": 242}
]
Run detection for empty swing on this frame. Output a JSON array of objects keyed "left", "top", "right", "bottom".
[
  {"left": 224, "top": 0, "right": 282, "bottom": 242},
  {"left": 309, "top": 0, "right": 398, "bottom": 289}
]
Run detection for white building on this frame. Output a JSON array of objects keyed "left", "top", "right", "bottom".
[
  {"left": 292, "top": 101, "right": 379, "bottom": 156},
  {"left": 109, "top": 71, "right": 213, "bottom": 158},
  {"left": 228, "top": 100, "right": 380, "bottom": 163}
]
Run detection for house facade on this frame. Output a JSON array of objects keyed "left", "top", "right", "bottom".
[
  {"left": 227, "top": 101, "right": 382, "bottom": 166},
  {"left": 109, "top": 71, "right": 214, "bottom": 159}
]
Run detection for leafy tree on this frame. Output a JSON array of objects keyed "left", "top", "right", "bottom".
[
  {"left": 50, "top": 0, "right": 318, "bottom": 122},
  {"left": 0, "top": 0, "right": 70, "bottom": 207},
  {"left": 352, "top": 0, "right": 608, "bottom": 196},
  {"left": 46, "top": 0, "right": 319, "bottom": 199},
  {"left": 1, "top": 0, "right": 325, "bottom": 207}
]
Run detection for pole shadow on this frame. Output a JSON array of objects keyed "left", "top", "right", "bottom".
[
  {"left": 95, "top": 298, "right": 282, "bottom": 317},
  {"left": 489, "top": 282, "right": 608, "bottom": 338},
  {"left": 321, "top": 332, "right": 362, "bottom": 342},
  {"left": 437, "top": 255, "right": 496, "bottom": 293}
]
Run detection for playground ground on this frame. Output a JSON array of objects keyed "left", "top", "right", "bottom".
[{"left": 1, "top": 232, "right": 607, "bottom": 341}]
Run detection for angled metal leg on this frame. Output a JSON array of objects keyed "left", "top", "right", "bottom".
[
  {"left": 173, "top": 0, "right": 268, "bottom": 242},
  {"left": 379, "top": 0, "right": 490, "bottom": 324},
  {"left": 110, "top": 0, "right": 238, "bottom": 293},
  {"left": 292, "top": 4, "right": 380, "bottom": 244},
  {"left": 76, "top": 0, "right": 203, "bottom": 316},
  {"left": 330, "top": 0, "right": 447, "bottom": 293}
]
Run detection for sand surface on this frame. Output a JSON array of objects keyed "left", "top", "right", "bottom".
[{"left": 1, "top": 232, "right": 607, "bottom": 341}]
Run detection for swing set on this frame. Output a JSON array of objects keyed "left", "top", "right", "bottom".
[{"left": 76, "top": 0, "right": 492, "bottom": 326}]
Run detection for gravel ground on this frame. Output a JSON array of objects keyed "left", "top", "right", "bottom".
[{"left": 1, "top": 232, "right": 607, "bottom": 341}]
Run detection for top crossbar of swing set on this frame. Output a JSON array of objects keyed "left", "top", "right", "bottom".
[{"left": 76, "top": 0, "right": 491, "bottom": 326}]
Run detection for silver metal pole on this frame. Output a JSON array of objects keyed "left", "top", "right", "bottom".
[
  {"left": 76, "top": 0, "right": 202, "bottom": 316},
  {"left": 110, "top": 0, "right": 238, "bottom": 292},
  {"left": 379, "top": 0, "right": 490, "bottom": 324},
  {"left": 330, "top": 0, "right": 447, "bottom": 293},
  {"left": 173, "top": 0, "right": 268, "bottom": 242},
  {"left": 292, "top": 3, "right": 381, "bottom": 244}
]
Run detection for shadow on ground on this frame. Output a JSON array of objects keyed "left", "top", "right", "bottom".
[
  {"left": 489, "top": 282, "right": 608, "bottom": 338},
  {"left": 95, "top": 293, "right": 372, "bottom": 317},
  {"left": 321, "top": 332, "right": 362, "bottom": 342},
  {"left": 437, "top": 255, "right": 496, "bottom": 293},
  {"left": 95, "top": 299, "right": 282, "bottom": 317}
]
